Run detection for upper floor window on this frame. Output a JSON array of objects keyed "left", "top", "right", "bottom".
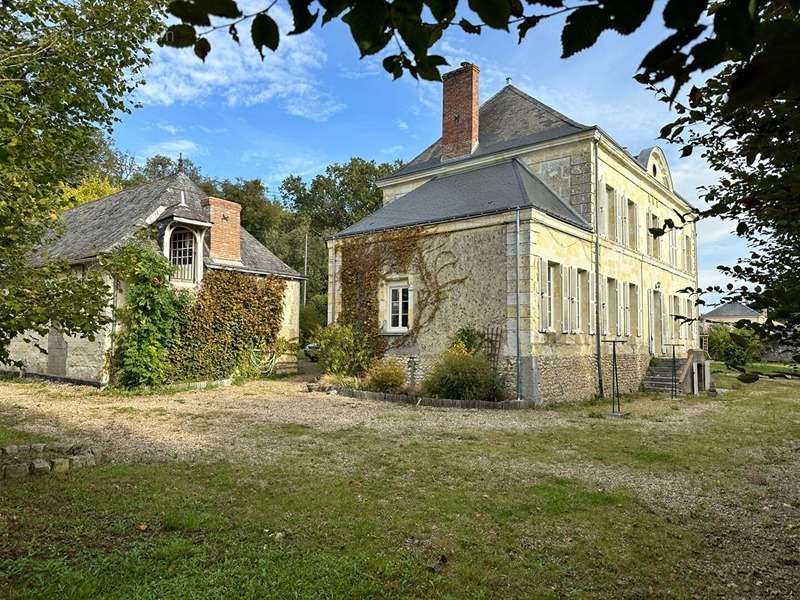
[
  {"left": 170, "top": 227, "right": 195, "bottom": 282},
  {"left": 387, "top": 283, "right": 410, "bottom": 332}
]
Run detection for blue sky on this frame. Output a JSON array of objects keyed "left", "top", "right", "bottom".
[{"left": 113, "top": 1, "right": 745, "bottom": 293}]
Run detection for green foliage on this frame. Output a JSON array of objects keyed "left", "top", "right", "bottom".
[
  {"left": 103, "top": 240, "right": 189, "bottom": 388},
  {"left": 366, "top": 358, "right": 407, "bottom": 393},
  {"left": 62, "top": 176, "right": 120, "bottom": 209},
  {"left": 281, "top": 158, "right": 402, "bottom": 234},
  {"left": 171, "top": 270, "right": 286, "bottom": 382},
  {"left": 449, "top": 327, "right": 486, "bottom": 355},
  {"left": 707, "top": 326, "right": 764, "bottom": 368},
  {"left": 313, "top": 324, "right": 373, "bottom": 376},
  {"left": 0, "top": 0, "right": 162, "bottom": 366},
  {"left": 299, "top": 294, "right": 327, "bottom": 345},
  {"left": 422, "top": 347, "right": 506, "bottom": 402}
]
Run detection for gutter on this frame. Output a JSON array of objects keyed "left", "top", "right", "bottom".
[{"left": 328, "top": 204, "right": 591, "bottom": 242}]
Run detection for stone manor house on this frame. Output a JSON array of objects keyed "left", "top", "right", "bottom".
[{"left": 327, "top": 62, "right": 707, "bottom": 403}]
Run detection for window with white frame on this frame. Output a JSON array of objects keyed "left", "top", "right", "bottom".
[
  {"left": 386, "top": 283, "right": 410, "bottom": 332},
  {"left": 170, "top": 227, "right": 195, "bottom": 282}
]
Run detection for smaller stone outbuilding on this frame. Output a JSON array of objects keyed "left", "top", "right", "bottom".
[
  {"left": 700, "top": 301, "right": 765, "bottom": 331},
  {"left": 8, "top": 170, "right": 302, "bottom": 385}
]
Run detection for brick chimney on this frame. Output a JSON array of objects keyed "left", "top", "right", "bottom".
[
  {"left": 441, "top": 62, "right": 480, "bottom": 160},
  {"left": 203, "top": 197, "right": 241, "bottom": 262}
]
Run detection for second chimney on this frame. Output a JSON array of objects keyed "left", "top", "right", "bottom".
[
  {"left": 203, "top": 196, "right": 241, "bottom": 262},
  {"left": 441, "top": 62, "right": 479, "bottom": 160}
]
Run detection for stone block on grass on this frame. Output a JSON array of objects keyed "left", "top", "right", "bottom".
[
  {"left": 50, "top": 458, "right": 70, "bottom": 474},
  {"left": 3, "top": 463, "right": 29, "bottom": 479},
  {"left": 30, "top": 459, "right": 50, "bottom": 476},
  {"left": 69, "top": 454, "right": 96, "bottom": 470},
  {"left": 30, "top": 443, "right": 46, "bottom": 455},
  {"left": 1, "top": 445, "right": 18, "bottom": 456}
]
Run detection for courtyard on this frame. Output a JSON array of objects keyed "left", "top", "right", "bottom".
[{"left": 0, "top": 370, "right": 798, "bottom": 598}]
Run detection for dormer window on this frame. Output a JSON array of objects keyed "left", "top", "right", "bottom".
[
  {"left": 170, "top": 227, "right": 195, "bottom": 282},
  {"left": 652, "top": 164, "right": 658, "bottom": 177}
]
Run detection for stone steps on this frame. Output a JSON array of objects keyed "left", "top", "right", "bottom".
[{"left": 642, "top": 359, "right": 688, "bottom": 392}]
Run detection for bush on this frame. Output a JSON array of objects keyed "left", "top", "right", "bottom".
[
  {"left": 421, "top": 348, "right": 506, "bottom": 402},
  {"left": 449, "top": 326, "right": 486, "bottom": 354},
  {"left": 708, "top": 326, "right": 764, "bottom": 367},
  {"left": 314, "top": 324, "right": 373, "bottom": 376},
  {"left": 366, "top": 358, "right": 407, "bottom": 393},
  {"left": 299, "top": 293, "right": 327, "bottom": 345}
]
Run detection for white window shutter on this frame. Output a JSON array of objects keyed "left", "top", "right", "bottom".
[
  {"left": 536, "top": 256, "right": 545, "bottom": 332},
  {"left": 616, "top": 281, "right": 623, "bottom": 336},
  {"left": 645, "top": 210, "right": 652, "bottom": 255},
  {"left": 647, "top": 290, "right": 655, "bottom": 354},
  {"left": 589, "top": 272, "right": 596, "bottom": 335},
  {"left": 598, "top": 181, "right": 607, "bottom": 236},
  {"left": 637, "top": 286, "right": 643, "bottom": 337},
  {"left": 561, "top": 266, "right": 570, "bottom": 334},
  {"left": 572, "top": 267, "right": 579, "bottom": 333},
  {"left": 600, "top": 276, "right": 608, "bottom": 336},
  {"left": 624, "top": 283, "right": 631, "bottom": 336},
  {"left": 632, "top": 204, "right": 639, "bottom": 251},
  {"left": 616, "top": 197, "right": 624, "bottom": 244}
]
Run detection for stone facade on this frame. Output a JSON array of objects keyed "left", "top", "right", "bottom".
[{"left": 329, "top": 134, "right": 702, "bottom": 405}]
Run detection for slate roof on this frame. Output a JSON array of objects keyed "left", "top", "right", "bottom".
[
  {"left": 702, "top": 302, "right": 761, "bottom": 319},
  {"left": 389, "top": 85, "right": 594, "bottom": 179},
  {"left": 337, "top": 159, "right": 590, "bottom": 237},
  {"left": 38, "top": 172, "right": 300, "bottom": 278}
]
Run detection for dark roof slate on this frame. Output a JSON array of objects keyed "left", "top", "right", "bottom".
[
  {"left": 337, "top": 159, "right": 590, "bottom": 237},
  {"left": 38, "top": 172, "right": 299, "bottom": 278},
  {"left": 702, "top": 301, "right": 761, "bottom": 319},
  {"left": 390, "top": 85, "right": 593, "bottom": 179}
]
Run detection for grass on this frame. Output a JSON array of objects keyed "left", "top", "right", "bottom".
[{"left": 1, "top": 377, "right": 799, "bottom": 598}]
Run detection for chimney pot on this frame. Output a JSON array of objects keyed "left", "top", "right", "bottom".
[{"left": 441, "top": 62, "right": 480, "bottom": 160}]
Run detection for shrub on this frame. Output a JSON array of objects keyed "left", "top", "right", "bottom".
[
  {"left": 708, "top": 325, "right": 764, "bottom": 367},
  {"left": 422, "top": 348, "right": 506, "bottom": 402},
  {"left": 314, "top": 324, "right": 373, "bottom": 376},
  {"left": 366, "top": 358, "right": 406, "bottom": 393},
  {"left": 449, "top": 326, "right": 486, "bottom": 354},
  {"left": 299, "top": 293, "right": 327, "bottom": 345},
  {"left": 102, "top": 239, "right": 189, "bottom": 388},
  {"left": 320, "top": 373, "right": 364, "bottom": 390}
]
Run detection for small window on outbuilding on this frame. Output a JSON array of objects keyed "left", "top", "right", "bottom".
[{"left": 170, "top": 227, "right": 195, "bottom": 282}]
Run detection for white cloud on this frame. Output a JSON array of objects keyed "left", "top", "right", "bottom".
[
  {"left": 156, "top": 122, "right": 181, "bottom": 135},
  {"left": 396, "top": 119, "right": 409, "bottom": 130},
  {"left": 143, "top": 138, "right": 200, "bottom": 158},
  {"left": 137, "top": 5, "right": 344, "bottom": 122}
]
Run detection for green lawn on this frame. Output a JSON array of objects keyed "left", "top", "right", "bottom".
[{"left": 1, "top": 377, "right": 799, "bottom": 599}]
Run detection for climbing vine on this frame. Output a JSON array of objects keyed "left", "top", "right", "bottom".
[
  {"left": 338, "top": 227, "right": 466, "bottom": 354},
  {"left": 170, "top": 270, "right": 286, "bottom": 382},
  {"left": 104, "top": 237, "right": 287, "bottom": 388},
  {"left": 102, "top": 237, "right": 190, "bottom": 388}
]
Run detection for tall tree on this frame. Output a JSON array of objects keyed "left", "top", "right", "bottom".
[
  {"left": 0, "top": 0, "right": 163, "bottom": 365},
  {"left": 656, "top": 44, "right": 800, "bottom": 348},
  {"left": 281, "top": 158, "right": 401, "bottom": 234}
]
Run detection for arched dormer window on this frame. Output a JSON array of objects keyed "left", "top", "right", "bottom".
[{"left": 170, "top": 227, "right": 195, "bottom": 282}]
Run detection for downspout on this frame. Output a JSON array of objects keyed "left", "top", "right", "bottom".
[
  {"left": 515, "top": 207, "right": 521, "bottom": 402},
  {"left": 593, "top": 136, "right": 604, "bottom": 397},
  {"left": 330, "top": 237, "right": 337, "bottom": 324}
]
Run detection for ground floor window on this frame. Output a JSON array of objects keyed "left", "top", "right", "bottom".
[{"left": 387, "top": 283, "right": 410, "bottom": 332}]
